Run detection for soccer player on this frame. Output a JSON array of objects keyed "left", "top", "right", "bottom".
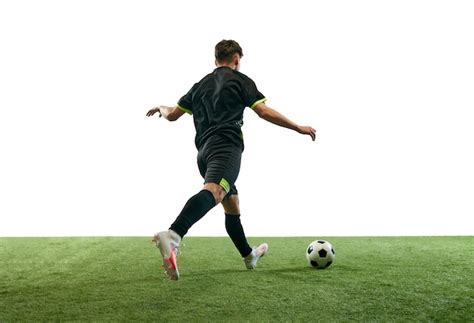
[{"left": 146, "top": 40, "right": 316, "bottom": 280}]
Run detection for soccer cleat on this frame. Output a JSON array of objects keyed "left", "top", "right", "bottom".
[
  {"left": 152, "top": 230, "right": 182, "bottom": 280},
  {"left": 244, "top": 243, "right": 269, "bottom": 270}
]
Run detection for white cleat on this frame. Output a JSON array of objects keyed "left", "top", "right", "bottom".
[
  {"left": 244, "top": 243, "right": 269, "bottom": 270},
  {"left": 152, "top": 230, "right": 182, "bottom": 280}
]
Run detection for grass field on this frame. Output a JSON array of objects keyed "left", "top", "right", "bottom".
[{"left": 0, "top": 236, "right": 473, "bottom": 322}]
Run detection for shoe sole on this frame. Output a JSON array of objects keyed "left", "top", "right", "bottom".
[
  {"left": 162, "top": 245, "right": 179, "bottom": 280},
  {"left": 153, "top": 234, "right": 180, "bottom": 280},
  {"left": 256, "top": 243, "right": 269, "bottom": 258}
]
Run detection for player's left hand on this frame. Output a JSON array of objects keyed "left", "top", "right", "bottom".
[
  {"left": 146, "top": 106, "right": 162, "bottom": 117},
  {"left": 299, "top": 126, "right": 316, "bottom": 141}
]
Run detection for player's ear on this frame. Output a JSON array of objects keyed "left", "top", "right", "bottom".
[{"left": 233, "top": 55, "right": 241, "bottom": 70}]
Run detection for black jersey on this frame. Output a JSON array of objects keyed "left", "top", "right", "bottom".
[{"left": 177, "top": 66, "right": 266, "bottom": 150}]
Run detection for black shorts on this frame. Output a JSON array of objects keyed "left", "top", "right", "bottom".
[{"left": 197, "top": 134, "right": 242, "bottom": 196}]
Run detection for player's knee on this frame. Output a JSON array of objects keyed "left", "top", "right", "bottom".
[{"left": 203, "top": 183, "right": 226, "bottom": 204}]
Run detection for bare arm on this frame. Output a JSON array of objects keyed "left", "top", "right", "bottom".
[
  {"left": 146, "top": 105, "right": 185, "bottom": 121},
  {"left": 252, "top": 102, "right": 316, "bottom": 141}
]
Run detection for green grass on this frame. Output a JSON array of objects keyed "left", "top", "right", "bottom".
[{"left": 0, "top": 237, "right": 473, "bottom": 322}]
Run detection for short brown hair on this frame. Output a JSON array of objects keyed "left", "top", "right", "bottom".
[{"left": 215, "top": 40, "right": 243, "bottom": 63}]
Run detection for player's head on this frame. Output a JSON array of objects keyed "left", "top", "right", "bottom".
[{"left": 215, "top": 39, "right": 243, "bottom": 71}]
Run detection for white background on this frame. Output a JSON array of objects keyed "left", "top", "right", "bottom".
[{"left": 1, "top": 0, "right": 473, "bottom": 237}]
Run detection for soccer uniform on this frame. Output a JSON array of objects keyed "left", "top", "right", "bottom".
[{"left": 177, "top": 66, "right": 266, "bottom": 196}]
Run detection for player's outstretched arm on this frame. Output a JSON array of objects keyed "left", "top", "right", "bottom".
[
  {"left": 252, "top": 102, "right": 316, "bottom": 141},
  {"left": 146, "top": 105, "right": 185, "bottom": 121}
]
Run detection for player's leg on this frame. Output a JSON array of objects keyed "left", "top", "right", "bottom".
[
  {"left": 222, "top": 194, "right": 251, "bottom": 257},
  {"left": 222, "top": 193, "right": 268, "bottom": 269},
  {"left": 163, "top": 142, "right": 223, "bottom": 240},
  {"left": 153, "top": 183, "right": 225, "bottom": 280},
  {"left": 153, "top": 136, "right": 240, "bottom": 279},
  {"left": 166, "top": 157, "right": 230, "bottom": 239},
  {"left": 168, "top": 136, "right": 239, "bottom": 237},
  {"left": 168, "top": 186, "right": 218, "bottom": 238},
  {"left": 203, "top": 182, "right": 227, "bottom": 204},
  {"left": 153, "top": 147, "right": 219, "bottom": 280},
  {"left": 153, "top": 185, "right": 219, "bottom": 280}
]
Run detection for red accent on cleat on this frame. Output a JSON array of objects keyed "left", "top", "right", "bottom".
[{"left": 168, "top": 246, "right": 177, "bottom": 270}]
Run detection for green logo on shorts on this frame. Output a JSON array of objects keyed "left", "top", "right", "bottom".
[{"left": 219, "top": 178, "right": 230, "bottom": 193}]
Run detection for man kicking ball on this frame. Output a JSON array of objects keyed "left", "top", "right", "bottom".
[{"left": 146, "top": 40, "right": 316, "bottom": 280}]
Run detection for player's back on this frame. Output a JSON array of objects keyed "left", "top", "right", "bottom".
[{"left": 180, "top": 66, "right": 263, "bottom": 149}]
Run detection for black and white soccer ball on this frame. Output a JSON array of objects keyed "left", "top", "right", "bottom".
[{"left": 306, "top": 240, "right": 335, "bottom": 269}]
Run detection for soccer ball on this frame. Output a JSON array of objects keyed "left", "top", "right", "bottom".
[{"left": 306, "top": 240, "right": 335, "bottom": 269}]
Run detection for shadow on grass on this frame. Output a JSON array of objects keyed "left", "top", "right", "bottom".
[{"left": 187, "top": 265, "right": 317, "bottom": 280}]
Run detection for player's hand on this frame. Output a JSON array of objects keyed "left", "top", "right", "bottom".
[
  {"left": 146, "top": 106, "right": 162, "bottom": 117},
  {"left": 299, "top": 126, "right": 316, "bottom": 141}
]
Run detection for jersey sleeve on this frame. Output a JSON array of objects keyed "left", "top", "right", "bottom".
[
  {"left": 177, "top": 83, "right": 198, "bottom": 115},
  {"left": 244, "top": 78, "right": 266, "bottom": 109}
]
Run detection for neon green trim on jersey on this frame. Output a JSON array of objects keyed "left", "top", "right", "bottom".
[
  {"left": 219, "top": 178, "right": 231, "bottom": 194},
  {"left": 177, "top": 104, "right": 192, "bottom": 115},
  {"left": 250, "top": 98, "right": 267, "bottom": 109}
]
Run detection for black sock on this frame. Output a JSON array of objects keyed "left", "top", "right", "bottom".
[
  {"left": 225, "top": 213, "right": 252, "bottom": 257},
  {"left": 169, "top": 190, "right": 216, "bottom": 238}
]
